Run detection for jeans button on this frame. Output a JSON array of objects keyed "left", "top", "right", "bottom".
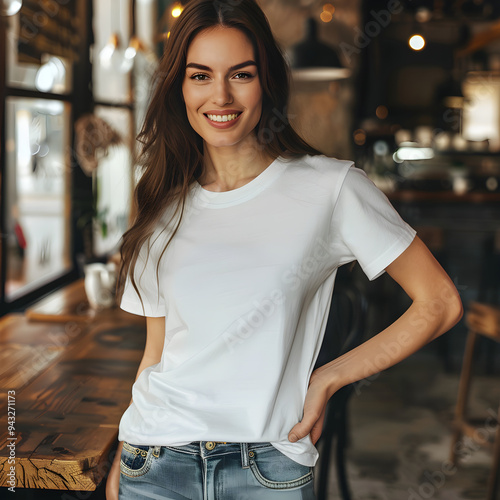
[{"left": 205, "top": 441, "right": 216, "bottom": 450}]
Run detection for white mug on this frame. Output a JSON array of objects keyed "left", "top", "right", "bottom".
[{"left": 84, "top": 262, "right": 117, "bottom": 309}]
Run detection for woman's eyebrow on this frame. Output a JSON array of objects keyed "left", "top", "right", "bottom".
[{"left": 185, "top": 60, "right": 257, "bottom": 72}]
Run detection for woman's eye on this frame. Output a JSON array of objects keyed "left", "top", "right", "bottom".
[
  {"left": 233, "top": 72, "right": 253, "bottom": 79},
  {"left": 190, "top": 74, "right": 209, "bottom": 81}
]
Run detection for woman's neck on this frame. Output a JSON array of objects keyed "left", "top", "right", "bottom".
[{"left": 198, "top": 137, "right": 276, "bottom": 192}]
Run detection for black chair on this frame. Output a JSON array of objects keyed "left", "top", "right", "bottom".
[{"left": 313, "top": 267, "right": 368, "bottom": 500}]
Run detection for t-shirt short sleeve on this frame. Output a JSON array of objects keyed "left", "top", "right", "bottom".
[
  {"left": 119, "top": 237, "right": 166, "bottom": 317},
  {"left": 332, "top": 166, "right": 416, "bottom": 281}
]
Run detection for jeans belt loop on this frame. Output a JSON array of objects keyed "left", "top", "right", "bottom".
[{"left": 241, "top": 443, "right": 250, "bottom": 469}]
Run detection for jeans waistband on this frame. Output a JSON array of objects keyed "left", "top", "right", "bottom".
[{"left": 161, "top": 441, "right": 274, "bottom": 469}]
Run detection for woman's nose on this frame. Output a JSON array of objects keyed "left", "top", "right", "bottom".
[{"left": 211, "top": 79, "right": 233, "bottom": 106}]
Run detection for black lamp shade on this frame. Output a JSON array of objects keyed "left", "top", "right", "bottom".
[{"left": 291, "top": 18, "right": 350, "bottom": 81}]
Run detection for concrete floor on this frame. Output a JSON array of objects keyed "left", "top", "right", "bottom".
[{"left": 318, "top": 348, "right": 499, "bottom": 500}]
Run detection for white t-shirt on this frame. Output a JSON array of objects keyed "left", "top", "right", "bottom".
[{"left": 118, "top": 154, "right": 416, "bottom": 466}]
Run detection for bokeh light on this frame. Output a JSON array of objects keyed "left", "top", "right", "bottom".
[
  {"left": 353, "top": 129, "right": 366, "bottom": 146},
  {"left": 171, "top": 3, "right": 183, "bottom": 18},
  {"left": 375, "top": 105, "right": 388, "bottom": 119},
  {"left": 409, "top": 34, "right": 425, "bottom": 51},
  {"left": 320, "top": 11, "right": 332, "bottom": 22}
]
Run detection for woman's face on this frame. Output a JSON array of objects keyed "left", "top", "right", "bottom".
[{"left": 181, "top": 26, "right": 263, "bottom": 150}]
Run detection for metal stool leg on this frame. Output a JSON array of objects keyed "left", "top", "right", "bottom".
[
  {"left": 450, "top": 331, "right": 478, "bottom": 464},
  {"left": 486, "top": 405, "right": 500, "bottom": 500}
]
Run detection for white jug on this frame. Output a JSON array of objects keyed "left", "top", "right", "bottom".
[{"left": 84, "top": 262, "right": 117, "bottom": 309}]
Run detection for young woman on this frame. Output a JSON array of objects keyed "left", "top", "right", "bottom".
[{"left": 106, "top": 0, "right": 463, "bottom": 498}]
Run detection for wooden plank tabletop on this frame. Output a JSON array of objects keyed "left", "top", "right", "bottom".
[
  {"left": 25, "top": 279, "right": 99, "bottom": 323},
  {"left": 0, "top": 280, "right": 146, "bottom": 491}
]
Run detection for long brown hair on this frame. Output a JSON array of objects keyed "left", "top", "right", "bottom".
[{"left": 116, "top": 0, "right": 321, "bottom": 313}]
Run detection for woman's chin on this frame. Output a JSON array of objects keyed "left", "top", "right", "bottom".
[
  {"left": 204, "top": 139, "right": 242, "bottom": 150},
  {"left": 203, "top": 133, "right": 261, "bottom": 152}
]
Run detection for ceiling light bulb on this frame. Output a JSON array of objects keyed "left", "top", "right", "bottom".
[
  {"left": 171, "top": 3, "right": 183, "bottom": 18},
  {"left": 0, "top": 0, "right": 22, "bottom": 16},
  {"left": 121, "top": 36, "right": 142, "bottom": 73},
  {"left": 99, "top": 33, "right": 123, "bottom": 70},
  {"left": 35, "top": 57, "right": 66, "bottom": 92}
]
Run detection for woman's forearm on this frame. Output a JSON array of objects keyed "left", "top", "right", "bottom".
[
  {"left": 288, "top": 237, "right": 463, "bottom": 444},
  {"left": 315, "top": 289, "right": 463, "bottom": 399}
]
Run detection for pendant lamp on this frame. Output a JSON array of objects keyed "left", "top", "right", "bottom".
[
  {"left": 290, "top": 17, "right": 350, "bottom": 82},
  {"left": 99, "top": 33, "right": 124, "bottom": 71}
]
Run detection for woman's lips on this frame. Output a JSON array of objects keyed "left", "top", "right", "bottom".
[{"left": 203, "top": 111, "right": 242, "bottom": 129}]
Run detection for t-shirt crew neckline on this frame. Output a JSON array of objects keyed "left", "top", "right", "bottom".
[{"left": 191, "top": 156, "right": 285, "bottom": 208}]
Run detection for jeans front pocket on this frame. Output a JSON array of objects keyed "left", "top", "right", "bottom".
[
  {"left": 119, "top": 442, "right": 154, "bottom": 478},
  {"left": 248, "top": 445, "right": 314, "bottom": 490}
]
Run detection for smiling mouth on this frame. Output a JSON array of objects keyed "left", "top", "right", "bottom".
[{"left": 204, "top": 112, "right": 242, "bottom": 123}]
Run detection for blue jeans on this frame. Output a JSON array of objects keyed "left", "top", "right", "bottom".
[{"left": 119, "top": 441, "right": 317, "bottom": 499}]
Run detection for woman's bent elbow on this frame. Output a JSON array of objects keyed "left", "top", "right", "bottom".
[
  {"left": 426, "top": 292, "right": 462, "bottom": 343},
  {"left": 431, "top": 282, "right": 463, "bottom": 338},
  {"left": 444, "top": 289, "right": 463, "bottom": 331}
]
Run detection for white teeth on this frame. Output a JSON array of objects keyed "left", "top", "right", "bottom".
[{"left": 206, "top": 113, "right": 239, "bottom": 123}]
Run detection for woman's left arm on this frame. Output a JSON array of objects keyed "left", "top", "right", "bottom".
[{"left": 288, "top": 235, "right": 464, "bottom": 445}]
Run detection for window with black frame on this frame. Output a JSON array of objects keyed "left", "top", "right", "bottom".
[
  {"left": 1, "top": 0, "right": 158, "bottom": 316},
  {"left": 0, "top": 0, "right": 80, "bottom": 313}
]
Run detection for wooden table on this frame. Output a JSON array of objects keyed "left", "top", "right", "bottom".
[{"left": 0, "top": 280, "right": 146, "bottom": 491}]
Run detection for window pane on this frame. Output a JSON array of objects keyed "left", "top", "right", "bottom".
[
  {"left": 5, "top": 97, "right": 72, "bottom": 300},
  {"left": 92, "top": 106, "right": 133, "bottom": 257},
  {"left": 92, "top": 0, "right": 132, "bottom": 104},
  {"left": 5, "top": 7, "right": 73, "bottom": 93}
]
